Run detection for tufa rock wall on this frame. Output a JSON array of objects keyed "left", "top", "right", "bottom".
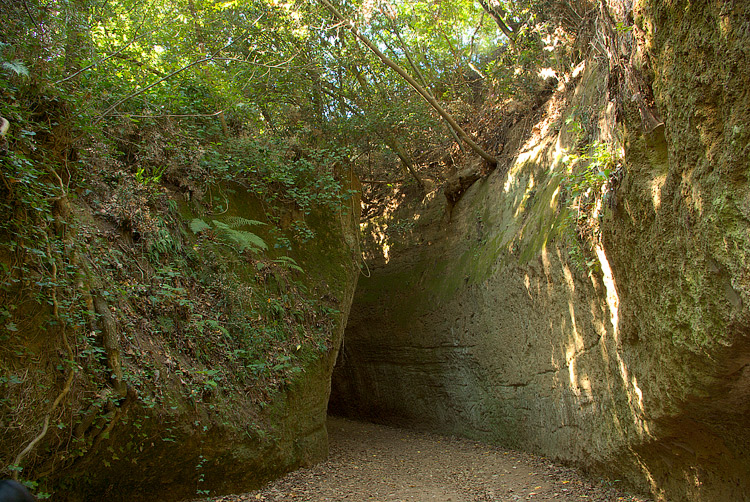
[{"left": 330, "top": 1, "right": 750, "bottom": 500}]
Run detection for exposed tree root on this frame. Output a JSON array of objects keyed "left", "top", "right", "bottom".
[{"left": 12, "top": 235, "right": 75, "bottom": 479}]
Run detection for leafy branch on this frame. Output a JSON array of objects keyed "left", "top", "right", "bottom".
[
  {"left": 92, "top": 11, "right": 266, "bottom": 124},
  {"left": 53, "top": 22, "right": 168, "bottom": 85},
  {"left": 316, "top": 0, "right": 499, "bottom": 168},
  {"left": 94, "top": 55, "right": 215, "bottom": 125}
]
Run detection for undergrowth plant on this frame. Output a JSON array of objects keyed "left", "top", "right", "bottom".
[
  {"left": 190, "top": 216, "right": 268, "bottom": 254},
  {"left": 0, "top": 85, "right": 348, "bottom": 497},
  {"left": 558, "top": 134, "right": 620, "bottom": 275},
  {"left": 199, "top": 138, "right": 357, "bottom": 243}
]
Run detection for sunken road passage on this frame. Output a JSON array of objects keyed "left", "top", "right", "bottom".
[{"left": 192, "top": 417, "right": 651, "bottom": 502}]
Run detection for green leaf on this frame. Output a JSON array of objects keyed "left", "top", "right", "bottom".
[
  {"left": 274, "top": 255, "right": 304, "bottom": 273},
  {"left": 229, "top": 230, "right": 268, "bottom": 252},
  {"left": 2, "top": 60, "right": 29, "bottom": 77},
  {"left": 224, "top": 216, "right": 266, "bottom": 228},
  {"left": 189, "top": 218, "right": 211, "bottom": 234},
  {"left": 212, "top": 220, "right": 267, "bottom": 252}
]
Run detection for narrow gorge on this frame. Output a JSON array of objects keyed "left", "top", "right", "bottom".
[{"left": 1, "top": 0, "right": 748, "bottom": 501}]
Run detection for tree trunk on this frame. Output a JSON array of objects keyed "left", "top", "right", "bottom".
[{"left": 478, "top": 0, "right": 516, "bottom": 42}]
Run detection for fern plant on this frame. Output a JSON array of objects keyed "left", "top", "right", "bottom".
[
  {"left": 190, "top": 217, "right": 268, "bottom": 254},
  {"left": 0, "top": 42, "right": 29, "bottom": 77},
  {"left": 273, "top": 255, "right": 303, "bottom": 273},
  {"left": 189, "top": 218, "right": 212, "bottom": 234},
  {"left": 189, "top": 217, "right": 304, "bottom": 274}
]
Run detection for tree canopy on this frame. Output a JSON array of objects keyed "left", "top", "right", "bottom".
[{"left": 0, "top": 0, "right": 580, "bottom": 216}]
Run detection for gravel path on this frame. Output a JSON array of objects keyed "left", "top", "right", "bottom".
[{"left": 194, "top": 417, "right": 651, "bottom": 502}]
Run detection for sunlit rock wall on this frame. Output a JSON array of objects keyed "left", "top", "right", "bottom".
[{"left": 330, "top": 1, "right": 750, "bottom": 500}]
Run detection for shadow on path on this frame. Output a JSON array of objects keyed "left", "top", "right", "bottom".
[{"left": 194, "top": 417, "right": 651, "bottom": 502}]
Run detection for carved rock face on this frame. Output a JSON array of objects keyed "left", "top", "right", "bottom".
[{"left": 331, "top": 2, "right": 750, "bottom": 500}]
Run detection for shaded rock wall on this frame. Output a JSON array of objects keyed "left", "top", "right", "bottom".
[
  {"left": 330, "top": 1, "right": 750, "bottom": 500},
  {"left": 73, "top": 187, "right": 360, "bottom": 502},
  {"left": 1, "top": 177, "right": 360, "bottom": 501}
]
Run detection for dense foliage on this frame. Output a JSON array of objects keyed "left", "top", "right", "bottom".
[{"left": 0, "top": 0, "right": 576, "bottom": 195}]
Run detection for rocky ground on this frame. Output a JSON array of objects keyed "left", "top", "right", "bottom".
[{"left": 191, "top": 417, "right": 651, "bottom": 502}]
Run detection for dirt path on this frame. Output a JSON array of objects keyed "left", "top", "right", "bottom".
[{"left": 196, "top": 417, "right": 650, "bottom": 502}]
